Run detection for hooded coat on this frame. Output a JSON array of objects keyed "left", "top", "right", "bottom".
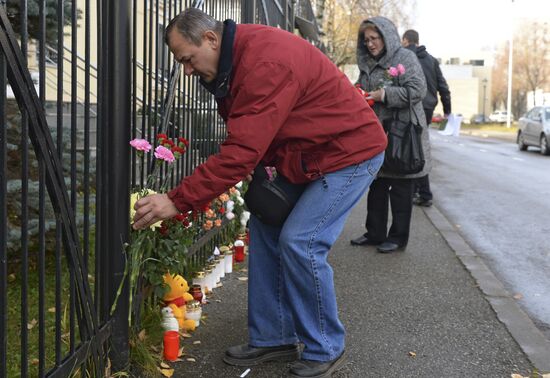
[{"left": 356, "top": 16, "right": 431, "bottom": 179}]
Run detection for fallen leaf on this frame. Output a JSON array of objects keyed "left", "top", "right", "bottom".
[
  {"left": 186, "top": 358, "right": 196, "bottom": 362},
  {"left": 215, "top": 299, "right": 222, "bottom": 303},
  {"left": 193, "top": 341, "right": 201, "bottom": 345},
  {"left": 158, "top": 367, "right": 174, "bottom": 377},
  {"left": 511, "top": 374, "right": 526, "bottom": 378},
  {"left": 513, "top": 293, "right": 523, "bottom": 300},
  {"left": 7, "top": 274, "right": 16, "bottom": 283},
  {"left": 31, "top": 358, "right": 39, "bottom": 365},
  {"left": 179, "top": 332, "right": 192, "bottom": 338},
  {"left": 27, "top": 319, "right": 38, "bottom": 330},
  {"left": 138, "top": 329, "right": 147, "bottom": 341},
  {"left": 455, "top": 224, "right": 461, "bottom": 228},
  {"left": 178, "top": 347, "right": 184, "bottom": 357},
  {"left": 541, "top": 374, "right": 550, "bottom": 378},
  {"left": 239, "top": 268, "right": 248, "bottom": 272},
  {"left": 408, "top": 351, "right": 416, "bottom": 357},
  {"left": 48, "top": 307, "right": 56, "bottom": 313},
  {"left": 150, "top": 345, "right": 158, "bottom": 352},
  {"left": 160, "top": 362, "right": 170, "bottom": 368},
  {"left": 237, "top": 277, "right": 248, "bottom": 281}
]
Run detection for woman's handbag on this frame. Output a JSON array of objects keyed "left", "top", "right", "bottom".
[
  {"left": 382, "top": 88, "right": 425, "bottom": 174},
  {"left": 244, "top": 165, "right": 307, "bottom": 227}
]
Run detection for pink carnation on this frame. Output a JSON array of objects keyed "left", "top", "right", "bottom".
[
  {"left": 154, "top": 145, "right": 175, "bottom": 163},
  {"left": 129, "top": 138, "right": 152, "bottom": 152},
  {"left": 388, "top": 66, "right": 399, "bottom": 77},
  {"left": 397, "top": 64, "right": 405, "bottom": 75}
]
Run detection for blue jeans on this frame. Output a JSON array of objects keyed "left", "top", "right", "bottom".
[{"left": 247, "top": 153, "right": 383, "bottom": 361}]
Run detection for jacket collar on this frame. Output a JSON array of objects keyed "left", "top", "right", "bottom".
[{"left": 200, "top": 19, "right": 236, "bottom": 99}]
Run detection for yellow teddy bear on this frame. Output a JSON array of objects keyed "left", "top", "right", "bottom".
[{"left": 162, "top": 273, "right": 196, "bottom": 332}]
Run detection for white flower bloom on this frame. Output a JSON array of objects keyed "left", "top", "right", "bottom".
[
  {"left": 225, "top": 212, "right": 235, "bottom": 220},
  {"left": 226, "top": 200, "right": 235, "bottom": 212},
  {"left": 235, "top": 181, "right": 243, "bottom": 188},
  {"left": 237, "top": 197, "right": 245, "bottom": 205}
]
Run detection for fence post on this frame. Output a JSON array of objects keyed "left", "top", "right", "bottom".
[
  {"left": 242, "top": 0, "right": 256, "bottom": 23},
  {"left": 98, "top": 0, "right": 131, "bottom": 371}
]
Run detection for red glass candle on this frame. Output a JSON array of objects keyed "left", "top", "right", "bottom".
[
  {"left": 163, "top": 331, "right": 179, "bottom": 361},
  {"left": 189, "top": 284, "right": 203, "bottom": 303},
  {"left": 234, "top": 240, "right": 245, "bottom": 263}
]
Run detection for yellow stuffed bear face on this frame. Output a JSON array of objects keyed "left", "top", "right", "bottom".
[{"left": 163, "top": 273, "right": 189, "bottom": 302}]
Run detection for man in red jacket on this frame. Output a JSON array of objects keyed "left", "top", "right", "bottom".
[{"left": 133, "top": 8, "right": 386, "bottom": 377}]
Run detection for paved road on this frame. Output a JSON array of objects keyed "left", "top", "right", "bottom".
[{"left": 429, "top": 129, "right": 550, "bottom": 339}]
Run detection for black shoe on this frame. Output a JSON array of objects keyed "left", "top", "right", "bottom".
[
  {"left": 289, "top": 351, "right": 346, "bottom": 378},
  {"left": 413, "top": 197, "right": 432, "bottom": 207},
  {"left": 377, "top": 242, "right": 406, "bottom": 253},
  {"left": 350, "top": 235, "right": 379, "bottom": 246},
  {"left": 223, "top": 343, "right": 300, "bottom": 366}
]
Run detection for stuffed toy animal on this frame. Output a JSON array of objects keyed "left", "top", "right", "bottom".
[
  {"left": 160, "top": 306, "right": 179, "bottom": 332},
  {"left": 162, "top": 273, "right": 196, "bottom": 332}
]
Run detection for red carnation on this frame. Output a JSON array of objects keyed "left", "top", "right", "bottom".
[
  {"left": 178, "top": 137, "right": 189, "bottom": 147},
  {"left": 172, "top": 146, "right": 185, "bottom": 155},
  {"left": 157, "top": 133, "right": 168, "bottom": 140},
  {"left": 159, "top": 222, "right": 169, "bottom": 236}
]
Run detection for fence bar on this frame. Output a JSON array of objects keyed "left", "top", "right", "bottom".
[
  {"left": 54, "top": 0, "right": 65, "bottom": 366},
  {"left": 38, "top": 0, "right": 47, "bottom": 376},
  {"left": 69, "top": 0, "right": 78, "bottom": 354},
  {"left": 18, "top": 0, "right": 29, "bottom": 375},
  {"left": 84, "top": 0, "right": 91, "bottom": 270},
  {"left": 0, "top": 2, "right": 7, "bottom": 377},
  {"left": 98, "top": 0, "right": 132, "bottom": 370}
]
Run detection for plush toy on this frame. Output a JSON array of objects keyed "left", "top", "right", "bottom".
[
  {"left": 162, "top": 273, "right": 196, "bottom": 332},
  {"left": 160, "top": 307, "right": 179, "bottom": 332}
]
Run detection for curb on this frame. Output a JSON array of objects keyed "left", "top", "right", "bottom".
[{"left": 423, "top": 205, "right": 550, "bottom": 374}]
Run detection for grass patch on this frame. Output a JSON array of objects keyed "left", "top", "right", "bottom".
[{"left": 6, "top": 232, "right": 96, "bottom": 377}]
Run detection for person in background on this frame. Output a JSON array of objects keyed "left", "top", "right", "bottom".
[
  {"left": 402, "top": 29, "right": 451, "bottom": 207},
  {"left": 132, "top": 8, "right": 387, "bottom": 378},
  {"left": 350, "top": 17, "right": 430, "bottom": 253}
]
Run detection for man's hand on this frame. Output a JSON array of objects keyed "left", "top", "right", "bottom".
[{"left": 132, "top": 193, "right": 180, "bottom": 230}]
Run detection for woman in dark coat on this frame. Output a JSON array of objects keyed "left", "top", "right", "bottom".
[{"left": 350, "top": 16, "right": 431, "bottom": 252}]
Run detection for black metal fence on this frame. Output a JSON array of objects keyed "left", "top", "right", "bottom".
[{"left": 0, "top": 0, "right": 321, "bottom": 376}]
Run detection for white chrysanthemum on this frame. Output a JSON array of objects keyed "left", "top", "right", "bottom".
[{"left": 226, "top": 200, "right": 235, "bottom": 212}]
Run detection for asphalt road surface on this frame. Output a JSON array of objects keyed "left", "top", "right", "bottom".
[{"left": 429, "top": 129, "right": 550, "bottom": 340}]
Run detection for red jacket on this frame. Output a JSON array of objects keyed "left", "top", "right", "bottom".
[{"left": 168, "top": 24, "right": 386, "bottom": 212}]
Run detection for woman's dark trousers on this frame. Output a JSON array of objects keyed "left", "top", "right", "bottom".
[{"left": 365, "top": 177, "right": 415, "bottom": 247}]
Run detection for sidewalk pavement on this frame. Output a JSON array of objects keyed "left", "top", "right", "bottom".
[{"left": 173, "top": 193, "right": 549, "bottom": 377}]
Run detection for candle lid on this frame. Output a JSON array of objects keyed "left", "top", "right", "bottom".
[
  {"left": 205, "top": 268, "right": 213, "bottom": 274},
  {"left": 194, "top": 271, "right": 205, "bottom": 278},
  {"left": 219, "top": 246, "right": 230, "bottom": 254},
  {"left": 224, "top": 249, "right": 233, "bottom": 255},
  {"left": 186, "top": 300, "right": 201, "bottom": 310}
]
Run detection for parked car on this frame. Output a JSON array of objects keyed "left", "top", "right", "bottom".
[
  {"left": 489, "top": 110, "right": 512, "bottom": 123},
  {"left": 470, "top": 114, "right": 490, "bottom": 124},
  {"left": 517, "top": 105, "right": 550, "bottom": 155}
]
